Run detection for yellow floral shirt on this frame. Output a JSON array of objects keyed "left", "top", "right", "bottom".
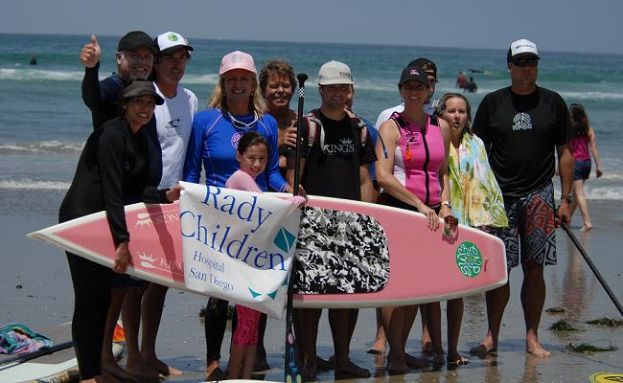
[{"left": 448, "top": 133, "right": 508, "bottom": 228}]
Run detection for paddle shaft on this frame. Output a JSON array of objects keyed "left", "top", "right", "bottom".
[
  {"left": 0, "top": 340, "right": 73, "bottom": 366},
  {"left": 561, "top": 223, "right": 623, "bottom": 316},
  {"left": 292, "top": 73, "right": 308, "bottom": 196},
  {"left": 284, "top": 73, "right": 308, "bottom": 383}
]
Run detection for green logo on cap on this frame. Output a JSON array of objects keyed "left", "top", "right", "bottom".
[
  {"left": 168, "top": 33, "right": 179, "bottom": 42},
  {"left": 456, "top": 241, "right": 482, "bottom": 278}
]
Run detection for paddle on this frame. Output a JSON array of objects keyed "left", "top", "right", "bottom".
[
  {"left": 284, "top": 72, "right": 307, "bottom": 383},
  {"left": 561, "top": 223, "right": 623, "bottom": 316},
  {"left": 0, "top": 340, "right": 73, "bottom": 367}
]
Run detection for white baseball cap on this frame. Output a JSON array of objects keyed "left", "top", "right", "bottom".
[
  {"left": 507, "top": 39, "right": 539, "bottom": 62},
  {"left": 318, "top": 60, "right": 354, "bottom": 85},
  {"left": 156, "top": 31, "right": 193, "bottom": 55}
]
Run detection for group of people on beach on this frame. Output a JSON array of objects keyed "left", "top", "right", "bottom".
[{"left": 59, "top": 30, "right": 604, "bottom": 383}]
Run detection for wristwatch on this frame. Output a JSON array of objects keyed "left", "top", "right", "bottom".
[{"left": 441, "top": 200, "right": 452, "bottom": 209}]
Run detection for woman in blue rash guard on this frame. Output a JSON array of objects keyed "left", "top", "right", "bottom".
[{"left": 183, "top": 50, "right": 292, "bottom": 380}]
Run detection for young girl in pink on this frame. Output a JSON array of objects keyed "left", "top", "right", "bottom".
[{"left": 225, "top": 131, "right": 305, "bottom": 379}]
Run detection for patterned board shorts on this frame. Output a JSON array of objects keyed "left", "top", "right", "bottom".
[
  {"left": 487, "top": 182, "right": 557, "bottom": 268},
  {"left": 293, "top": 206, "right": 390, "bottom": 294}
]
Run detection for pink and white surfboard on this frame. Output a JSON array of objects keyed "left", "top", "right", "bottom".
[{"left": 28, "top": 195, "right": 506, "bottom": 308}]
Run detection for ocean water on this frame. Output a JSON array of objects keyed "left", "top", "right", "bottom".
[
  {"left": 1, "top": 34, "right": 623, "bottom": 382},
  {"left": 1, "top": 33, "right": 622, "bottom": 208}
]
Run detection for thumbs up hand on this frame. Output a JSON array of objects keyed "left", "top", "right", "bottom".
[{"left": 80, "top": 35, "right": 101, "bottom": 68}]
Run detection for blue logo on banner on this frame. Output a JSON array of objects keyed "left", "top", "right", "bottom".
[{"left": 273, "top": 227, "right": 296, "bottom": 253}]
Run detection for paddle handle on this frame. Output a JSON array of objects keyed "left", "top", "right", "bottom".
[
  {"left": 292, "top": 73, "right": 308, "bottom": 196},
  {"left": 561, "top": 223, "right": 623, "bottom": 316}
]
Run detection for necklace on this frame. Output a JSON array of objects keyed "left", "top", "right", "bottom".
[{"left": 228, "top": 111, "right": 259, "bottom": 129}]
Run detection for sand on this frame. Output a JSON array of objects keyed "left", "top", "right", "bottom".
[{"left": 1, "top": 198, "right": 622, "bottom": 382}]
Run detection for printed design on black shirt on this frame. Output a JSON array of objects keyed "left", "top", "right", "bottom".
[
  {"left": 512, "top": 112, "right": 533, "bottom": 131},
  {"left": 165, "top": 118, "right": 181, "bottom": 136},
  {"left": 322, "top": 137, "right": 355, "bottom": 155}
]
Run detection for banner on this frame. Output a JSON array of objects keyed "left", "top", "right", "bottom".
[{"left": 179, "top": 181, "right": 300, "bottom": 319}]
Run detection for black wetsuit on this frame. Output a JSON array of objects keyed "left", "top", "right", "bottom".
[{"left": 59, "top": 116, "right": 169, "bottom": 379}]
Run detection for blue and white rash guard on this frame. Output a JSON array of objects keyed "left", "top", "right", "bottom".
[{"left": 183, "top": 108, "right": 288, "bottom": 191}]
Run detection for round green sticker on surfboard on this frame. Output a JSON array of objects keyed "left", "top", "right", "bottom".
[{"left": 456, "top": 241, "right": 483, "bottom": 278}]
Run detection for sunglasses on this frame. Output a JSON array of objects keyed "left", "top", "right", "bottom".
[{"left": 512, "top": 57, "right": 539, "bottom": 67}]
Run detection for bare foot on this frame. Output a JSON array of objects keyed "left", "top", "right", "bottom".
[
  {"left": 144, "top": 356, "right": 182, "bottom": 376},
  {"left": 404, "top": 352, "right": 428, "bottom": 368},
  {"left": 421, "top": 340, "right": 434, "bottom": 356},
  {"left": 334, "top": 360, "right": 370, "bottom": 379},
  {"left": 580, "top": 224, "right": 593, "bottom": 232},
  {"left": 300, "top": 364, "right": 318, "bottom": 382},
  {"left": 526, "top": 337, "right": 551, "bottom": 357},
  {"left": 126, "top": 359, "right": 161, "bottom": 382},
  {"left": 368, "top": 337, "right": 386, "bottom": 354},
  {"left": 204, "top": 366, "right": 226, "bottom": 380},
  {"left": 470, "top": 334, "right": 497, "bottom": 358},
  {"left": 386, "top": 351, "right": 409, "bottom": 375},
  {"left": 101, "top": 361, "right": 138, "bottom": 382},
  {"left": 447, "top": 352, "right": 469, "bottom": 366}
]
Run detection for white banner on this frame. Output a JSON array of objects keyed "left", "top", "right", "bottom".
[{"left": 179, "top": 181, "right": 300, "bottom": 319}]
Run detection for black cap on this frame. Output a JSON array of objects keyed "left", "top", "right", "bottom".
[
  {"left": 117, "top": 31, "right": 156, "bottom": 53},
  {"left": 398, "top": 65, "right": 430, "bottom": 88},
  {"left": 407, "top": 57, "right": 437, "bottom": 81},
  {"left": 122, "top": 81, "right": 164, "bottom": 105}
]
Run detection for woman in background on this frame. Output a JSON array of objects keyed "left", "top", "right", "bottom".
[
  {"left": 568, "top": 103, "right": 603, "bottom": 231},
  {"left": 438, "top": 93, "right": 508, "bottom": 365}
]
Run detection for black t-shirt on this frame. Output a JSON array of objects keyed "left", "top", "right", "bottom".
[
  {"left": 473, "top": 86, "right": 571, "bottom": 198},
  {"left": 295, "top": 109, "right": 376, "bottom": 200}
]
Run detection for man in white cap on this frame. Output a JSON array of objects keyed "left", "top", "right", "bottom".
[
  {"left": 470, "top": 38, "right": 573, "bottom": 358},
  {"left": 287, "top": 60, "right": 376, "bottom": 381},
  {"left": 135, "top": 31, "right": 198, "bottom": 378}
]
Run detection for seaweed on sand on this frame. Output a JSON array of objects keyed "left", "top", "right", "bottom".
[
  {"left": 586, "top": 317, "right": 623, "bottom": 327},
  {"left": 565, "top": 342, "right": 618, "bottom": 353},
  {"left": 550, "top": 319, "right": 579, "bottom": 332}
]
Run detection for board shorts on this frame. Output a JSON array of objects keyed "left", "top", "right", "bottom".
[
  {"left": 574, "top": 159, "right": 591, "bottom": 181},
  {"left": 487, "top": 181, "right": 557, "bottom": 268},
  {"left": 293, "top": 206, "right": 390, "bottom": 294}
]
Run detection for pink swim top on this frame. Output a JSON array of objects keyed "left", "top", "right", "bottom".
[
  {"left": 390, "top": 112, "right": 445, "bottom": 206},
  {"left": 570, "top": 135, "right": 590, "bottom": 161}
]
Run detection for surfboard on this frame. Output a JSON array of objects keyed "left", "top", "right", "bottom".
[
  {"left": 273, "top": 193, "right": 507, "bottom": 308},
  {"left": 27, "top": 193, "right": 507, "bottom": 308},
  {"left": 0, "top": 322, "right": 124, "bottom": 383},
  {"left": 589, "top": 372, "right": 623, "bottom": 383}
]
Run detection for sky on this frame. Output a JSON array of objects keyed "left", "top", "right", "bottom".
[{"left": 2, "top": 0, "right": 622, "bottom": 55}]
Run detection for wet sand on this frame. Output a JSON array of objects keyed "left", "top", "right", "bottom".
[{"left": 1, "top": 197, "right": 622, "bottom": 382}]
